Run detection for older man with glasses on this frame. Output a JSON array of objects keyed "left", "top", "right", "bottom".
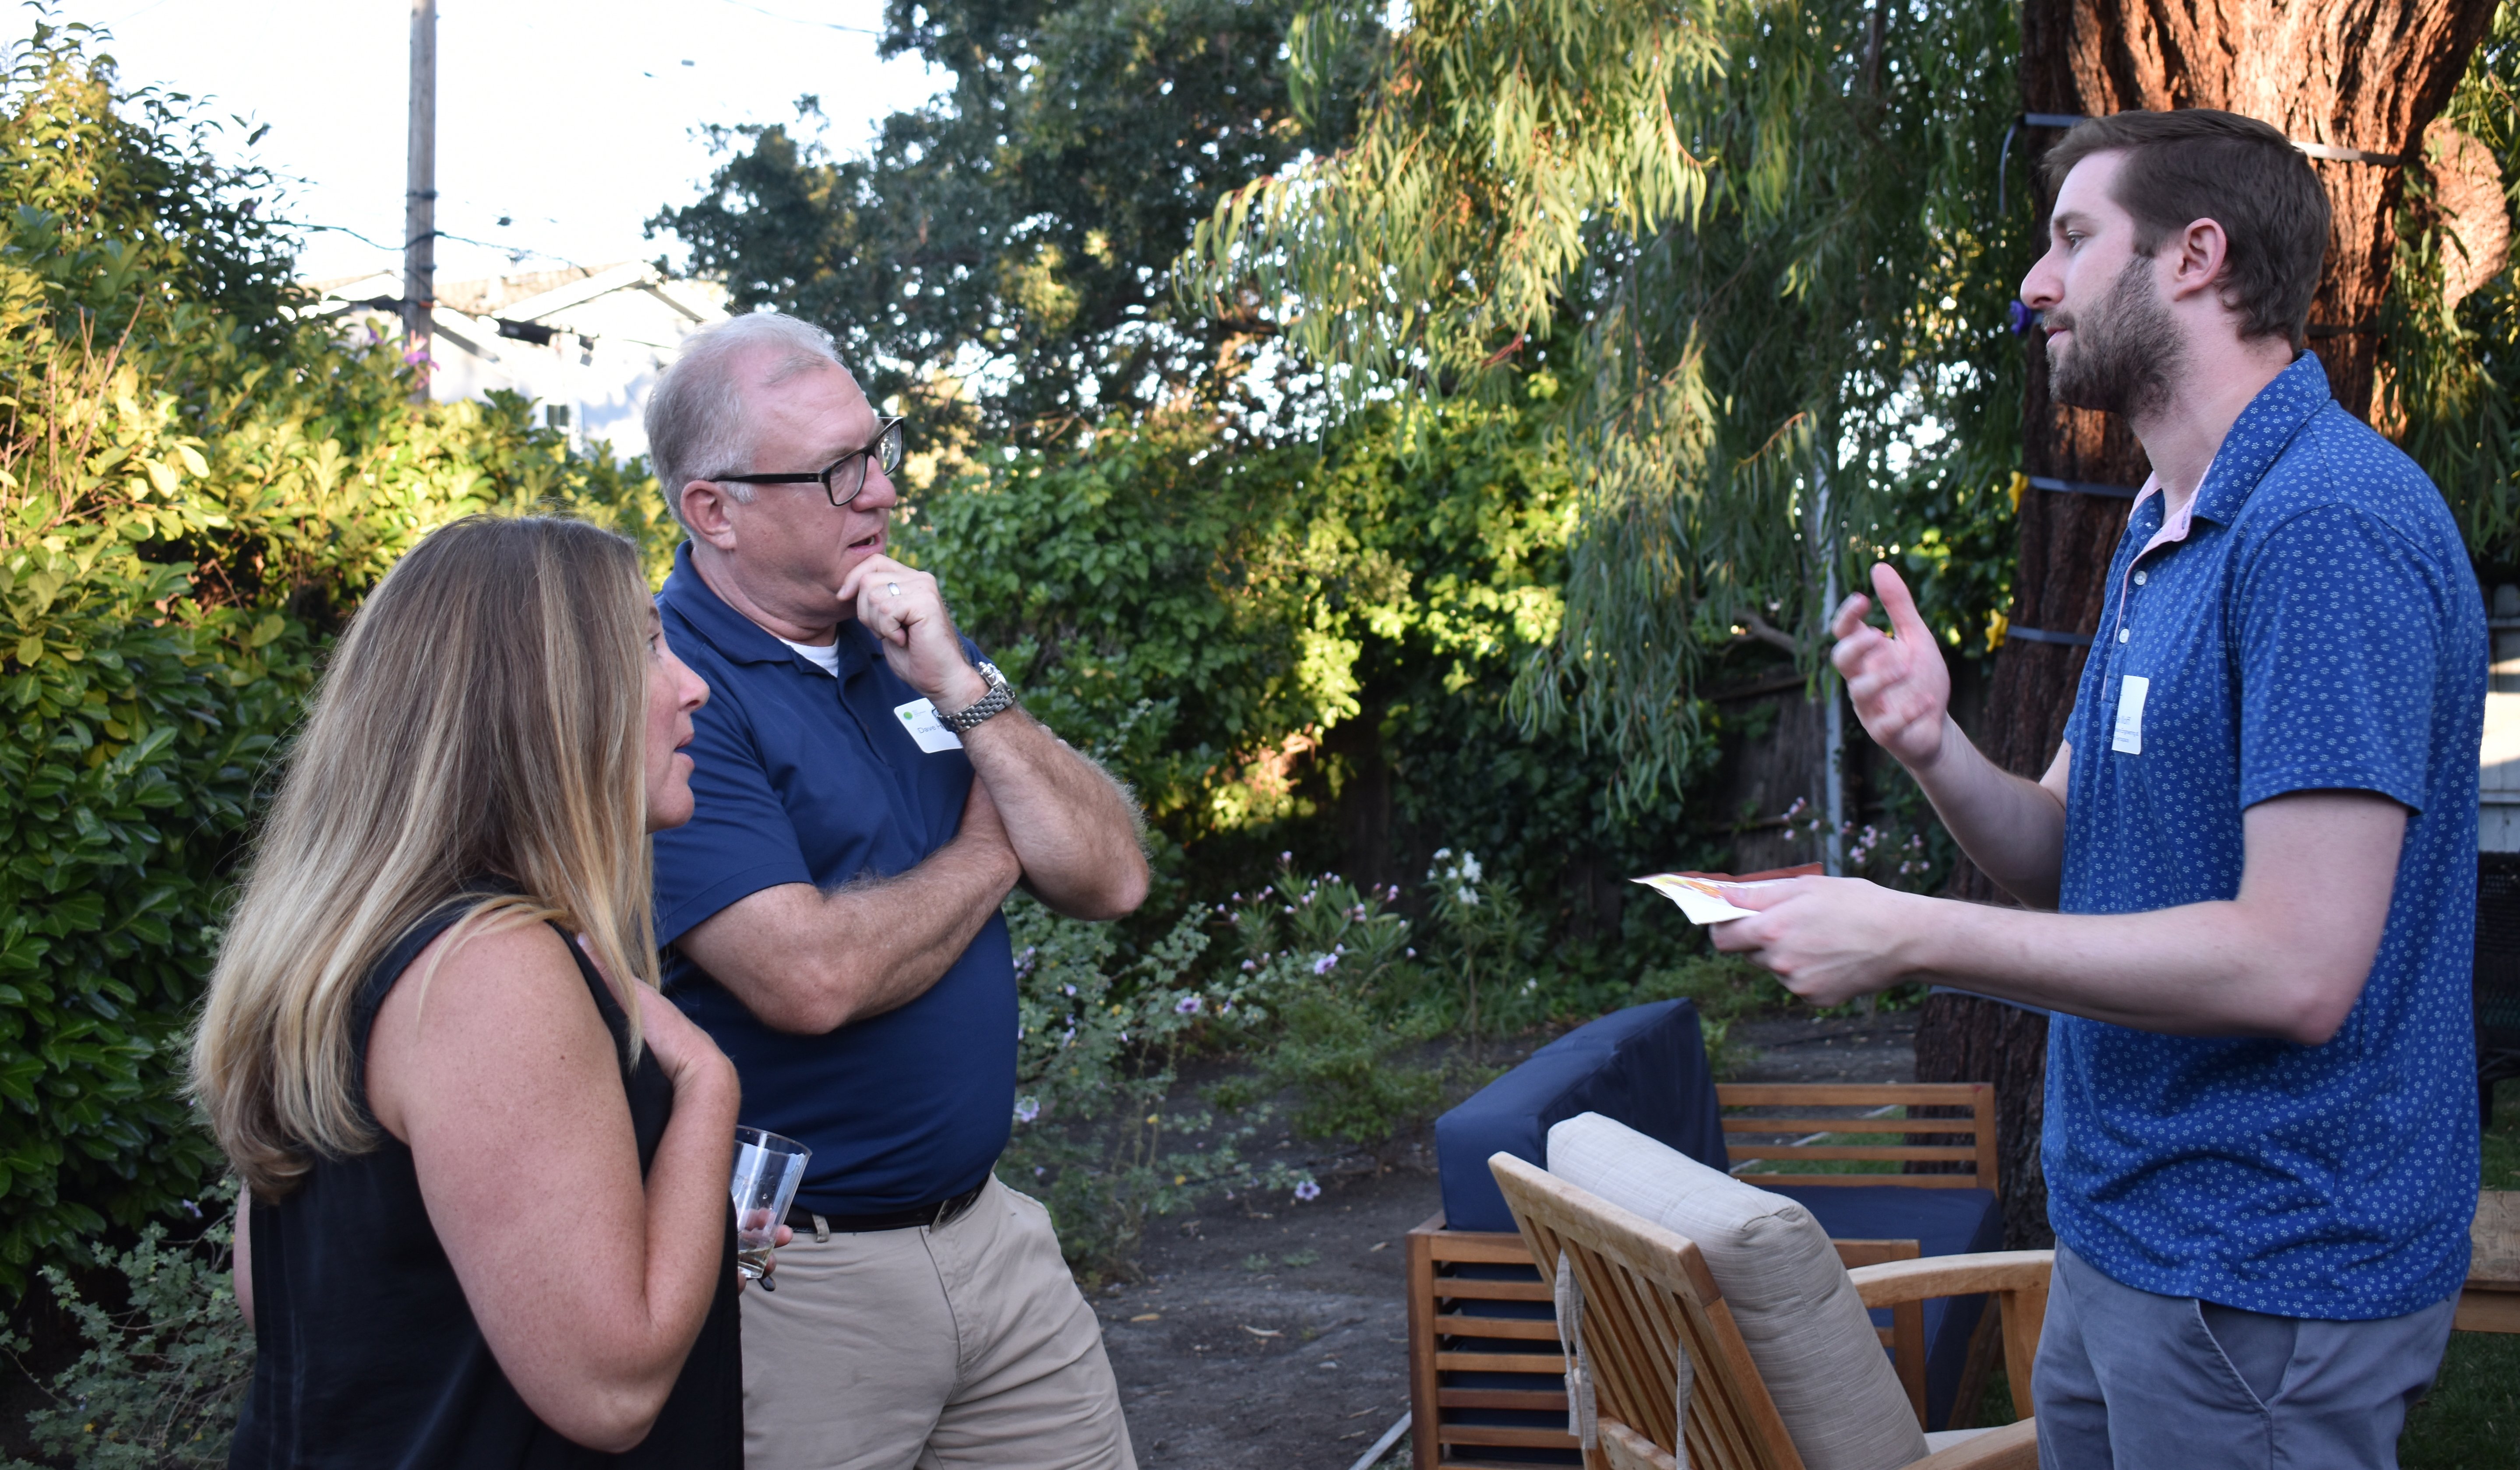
[{"left": 641, "top": 312, "right": 1150, "bottom": 1470}]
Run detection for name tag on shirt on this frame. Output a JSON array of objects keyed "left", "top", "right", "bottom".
[
  {"left": 2111, "top": 675, "right": 2149, "bottom": 755},
  {"left": 893, "top": 698, "right": 966, "bottom": 754}
]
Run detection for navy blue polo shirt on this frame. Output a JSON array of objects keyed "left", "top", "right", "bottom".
[
  {"left": 651, "top": 543, "right": 1014, "bottom": 1215},
  {"left": 2049, "top": 352, "right": 2484, "bottom": 1319}
]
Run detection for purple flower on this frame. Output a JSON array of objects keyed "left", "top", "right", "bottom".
[
  {"left": 1241, "top": 959, "right": 1258, "bottom": 972},
  {"left": 1312, "top": 953, "right": 1339, "bottom": 976},
  {"left": 1176, "top": 994, "right": 1204, "bottom": 1015},
  {"left": 1293, "top": 1178, "right": 1322, "bottom": 1202},
  {"left": 1014, "top": 1096, "right": 1041, "bottom": 1123}
]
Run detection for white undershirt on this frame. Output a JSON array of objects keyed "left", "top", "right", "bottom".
[{"left": 778, "top": 636, "right": 841, "bottom": 678}]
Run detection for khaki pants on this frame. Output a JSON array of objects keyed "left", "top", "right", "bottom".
[{"left": 740, "top": 1175, "right": 1136, "bottom": 1470}]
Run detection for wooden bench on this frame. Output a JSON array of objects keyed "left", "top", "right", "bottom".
[
  {"left": 2458, "top": 1190, "right": 2520, "bottom": 1333},
  {"left": 1406, "top": 1082, "right": 2001, "bottom": 1470}
]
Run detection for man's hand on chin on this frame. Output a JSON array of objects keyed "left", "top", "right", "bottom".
[
  {"left": 1708, "top": 876, "right": 1922, "bottom": 1009},
  {"left": 835, "top": 553, "right": 987, "bottom": 708}
]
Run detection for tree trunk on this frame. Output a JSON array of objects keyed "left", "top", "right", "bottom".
[{"left": 1915, "top": 0, "right": 2498, "bottom": 1249}]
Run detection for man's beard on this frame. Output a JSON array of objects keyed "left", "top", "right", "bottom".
[{"left": 2047, "top": 255, "right": 2182, "bottom": 419}]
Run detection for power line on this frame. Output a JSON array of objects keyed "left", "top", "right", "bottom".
[{"left": 710, "top": 0, "right": 883, "bottom": 35}]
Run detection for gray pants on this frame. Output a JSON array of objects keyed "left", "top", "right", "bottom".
[{"left": 2033, "top": 1244, "right": 2456, "bottom": 1470}]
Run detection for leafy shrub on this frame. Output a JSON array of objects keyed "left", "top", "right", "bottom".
[
  {"left": 999, "top": 895, "right": 1317, "bottom": 1276},
  {"left": 0, "top": 19, "right": 669, "bottom": 1293},
  {"left": 1214, "top": 863, "right": 1446, "bottom": 1151},
  {"left": 0, "top": 1182, "right": 248, "bottom": 1469}
]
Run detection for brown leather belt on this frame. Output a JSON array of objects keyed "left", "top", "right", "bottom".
[{"left": 786, "top": 1180, "right": 987, "bottom": 1235}]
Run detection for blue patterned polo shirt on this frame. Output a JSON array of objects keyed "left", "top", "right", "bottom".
[{"left": 2047, "top": 351, "right": 2484, "bottom": 1320}]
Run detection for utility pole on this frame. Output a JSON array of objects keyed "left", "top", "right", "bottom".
[{"left": 404, "top": 0, "right": 437, "bottom": 400}]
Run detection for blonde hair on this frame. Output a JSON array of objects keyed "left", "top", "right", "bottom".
[{"left": 192, "top": 515, "right": 659, "bottom": 1201}]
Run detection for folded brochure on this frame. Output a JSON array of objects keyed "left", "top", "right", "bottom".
[{"left": 1631, "top": 864, "right": 1822, "bottom": 924}]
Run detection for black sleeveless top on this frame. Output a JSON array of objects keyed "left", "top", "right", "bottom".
[{"left": 229, "top": 895, "right": 742, "bottom": 1469}]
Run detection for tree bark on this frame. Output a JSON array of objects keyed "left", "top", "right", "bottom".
[{"left": 1915, "top": 0, "right": 2498, "bottom": 1249}]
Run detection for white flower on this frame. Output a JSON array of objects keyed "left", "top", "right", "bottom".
[
  {"left": 1522, "top": 977, "right": 1537, "bottom": 992},
  {"left": 1456, "top": 887, "right": 1479, "bottom": 906},
  {"left": 1459, "top": 854, "right": 1482, "bottom": 882},
  {"left": 1241, "top": 959, "right": 1258, "bottom": 972},
  {"left": 1014, "top": 1096, "right": 1041, "bottom": 1123},
  {"left": 1434, "top": 847, "right": 1452, "bottom": 860}
]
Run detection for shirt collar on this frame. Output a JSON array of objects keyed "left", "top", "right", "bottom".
[
  {"left": 657, "top": 541, "right": 874, "bottom": 677},
  {"left": 2185, "top": 349, "right": 2333, "bottom": 528}
]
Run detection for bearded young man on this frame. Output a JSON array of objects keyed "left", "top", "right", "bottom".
[{"left": 1710, "top": 110, "right": 2482, "bottom": 1468}]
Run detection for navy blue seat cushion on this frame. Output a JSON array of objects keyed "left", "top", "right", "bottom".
[
  {"left": 1772, "top": 1184, "right": 2005, "bottom": 1431},
  {"left": 1434, "top": 1000, "right": 1725, "bottom": 1234}
]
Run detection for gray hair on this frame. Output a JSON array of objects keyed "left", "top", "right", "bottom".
[{"left": 644, "top": 311, "right": 848, "bottom": 532}]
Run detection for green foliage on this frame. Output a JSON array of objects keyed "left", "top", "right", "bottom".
[
  {"left": 901, "top": 417, "right": 1339, "bottom": 855},
  {"left": 1216, "top": 863, "right": 1445, "bottom": 1151},
  {"left": 905, "top": 395, "right": 1725, "bottom": 971},
  {"left": 653, "top": 0, "right": 1376, "bottom": 445},
  {"left": 0, "top": 18, "right": 667, "bottom": 1295},
  {"left": 1186, "top": 0, "right": 2030, "bottom": 807},
  {"left": 1416, "top": 849, "right": 1543, "bottom": 1065},
  {"left": 2392, "top": 2, "right": 2520, "bottom": 578},
  {"left": 1000, "top": 894, "right": 1319, "bottom": 1276},
  {"left": 0, "top": 1181, "right": 249, "bottom": 1470}
]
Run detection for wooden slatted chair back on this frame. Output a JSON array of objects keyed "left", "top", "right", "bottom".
[
  {"left": 1716, "top": 1083, "right": 1998, "bottom": 1193},
  {"left": 1491, "top": 1152, "right": 1807, "bottom": 1470}
]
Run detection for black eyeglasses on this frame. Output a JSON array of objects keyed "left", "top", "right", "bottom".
[{"left": 715, "top": 417, "right": 907, "bottom": 508}]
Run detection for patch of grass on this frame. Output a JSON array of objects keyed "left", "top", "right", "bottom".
[
  {"left": 2482, "top": 1085, "right": 2519, "bottom": 1192},
  {"left": 1281, "top": 1249, "right": 1321, "bottom": 1267},
  {"left": 1728, "top": 1128, "right": 1905, "bottom": 1178},
  {"left": 2401, "top": 1331, "right": 2520, "bottom": 1469},
  {"left": 1241, "top": 1253, "right": 1273, "bottom": 1273},
  {"left": 1971, "top": 1365, "right": 2017, "bottom": 1428}
]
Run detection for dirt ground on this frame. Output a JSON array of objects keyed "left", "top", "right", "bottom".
[{"left": 1100, "top": 1005, "right": 1920, "bottom": 1469}]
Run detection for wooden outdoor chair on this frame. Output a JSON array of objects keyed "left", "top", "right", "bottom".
[
  {"left": 1412, "top": 1079, "right": 2008, "bottom": 1466},
  {"left": 1490, "top": 1128, "right": 2051, "bottom": 1470}
]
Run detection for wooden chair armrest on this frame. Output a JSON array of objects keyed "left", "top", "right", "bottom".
[
  {"left": 1904, "top": 1417, "right": 2037, "bottom": 1469},
  {"left": 1849, "top": 1251, "right": 2055, "bottom": 1309}
]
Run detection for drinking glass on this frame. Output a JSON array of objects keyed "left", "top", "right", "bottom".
[{"left": 731, "top": 1127, "right": 811, "bottom": 1292}]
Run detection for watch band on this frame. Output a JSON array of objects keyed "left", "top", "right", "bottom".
[{"left": 938, "top": 660, "right": 1016, "bottom": 734}]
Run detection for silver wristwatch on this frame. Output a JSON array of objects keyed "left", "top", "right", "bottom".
[{"left": 938, "top": 659, "right": 1017, "bottom": 734}]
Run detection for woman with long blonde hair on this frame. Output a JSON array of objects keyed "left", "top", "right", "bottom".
[{"left": 194, "top": 515, "right": 743, "bottom": 1466}]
